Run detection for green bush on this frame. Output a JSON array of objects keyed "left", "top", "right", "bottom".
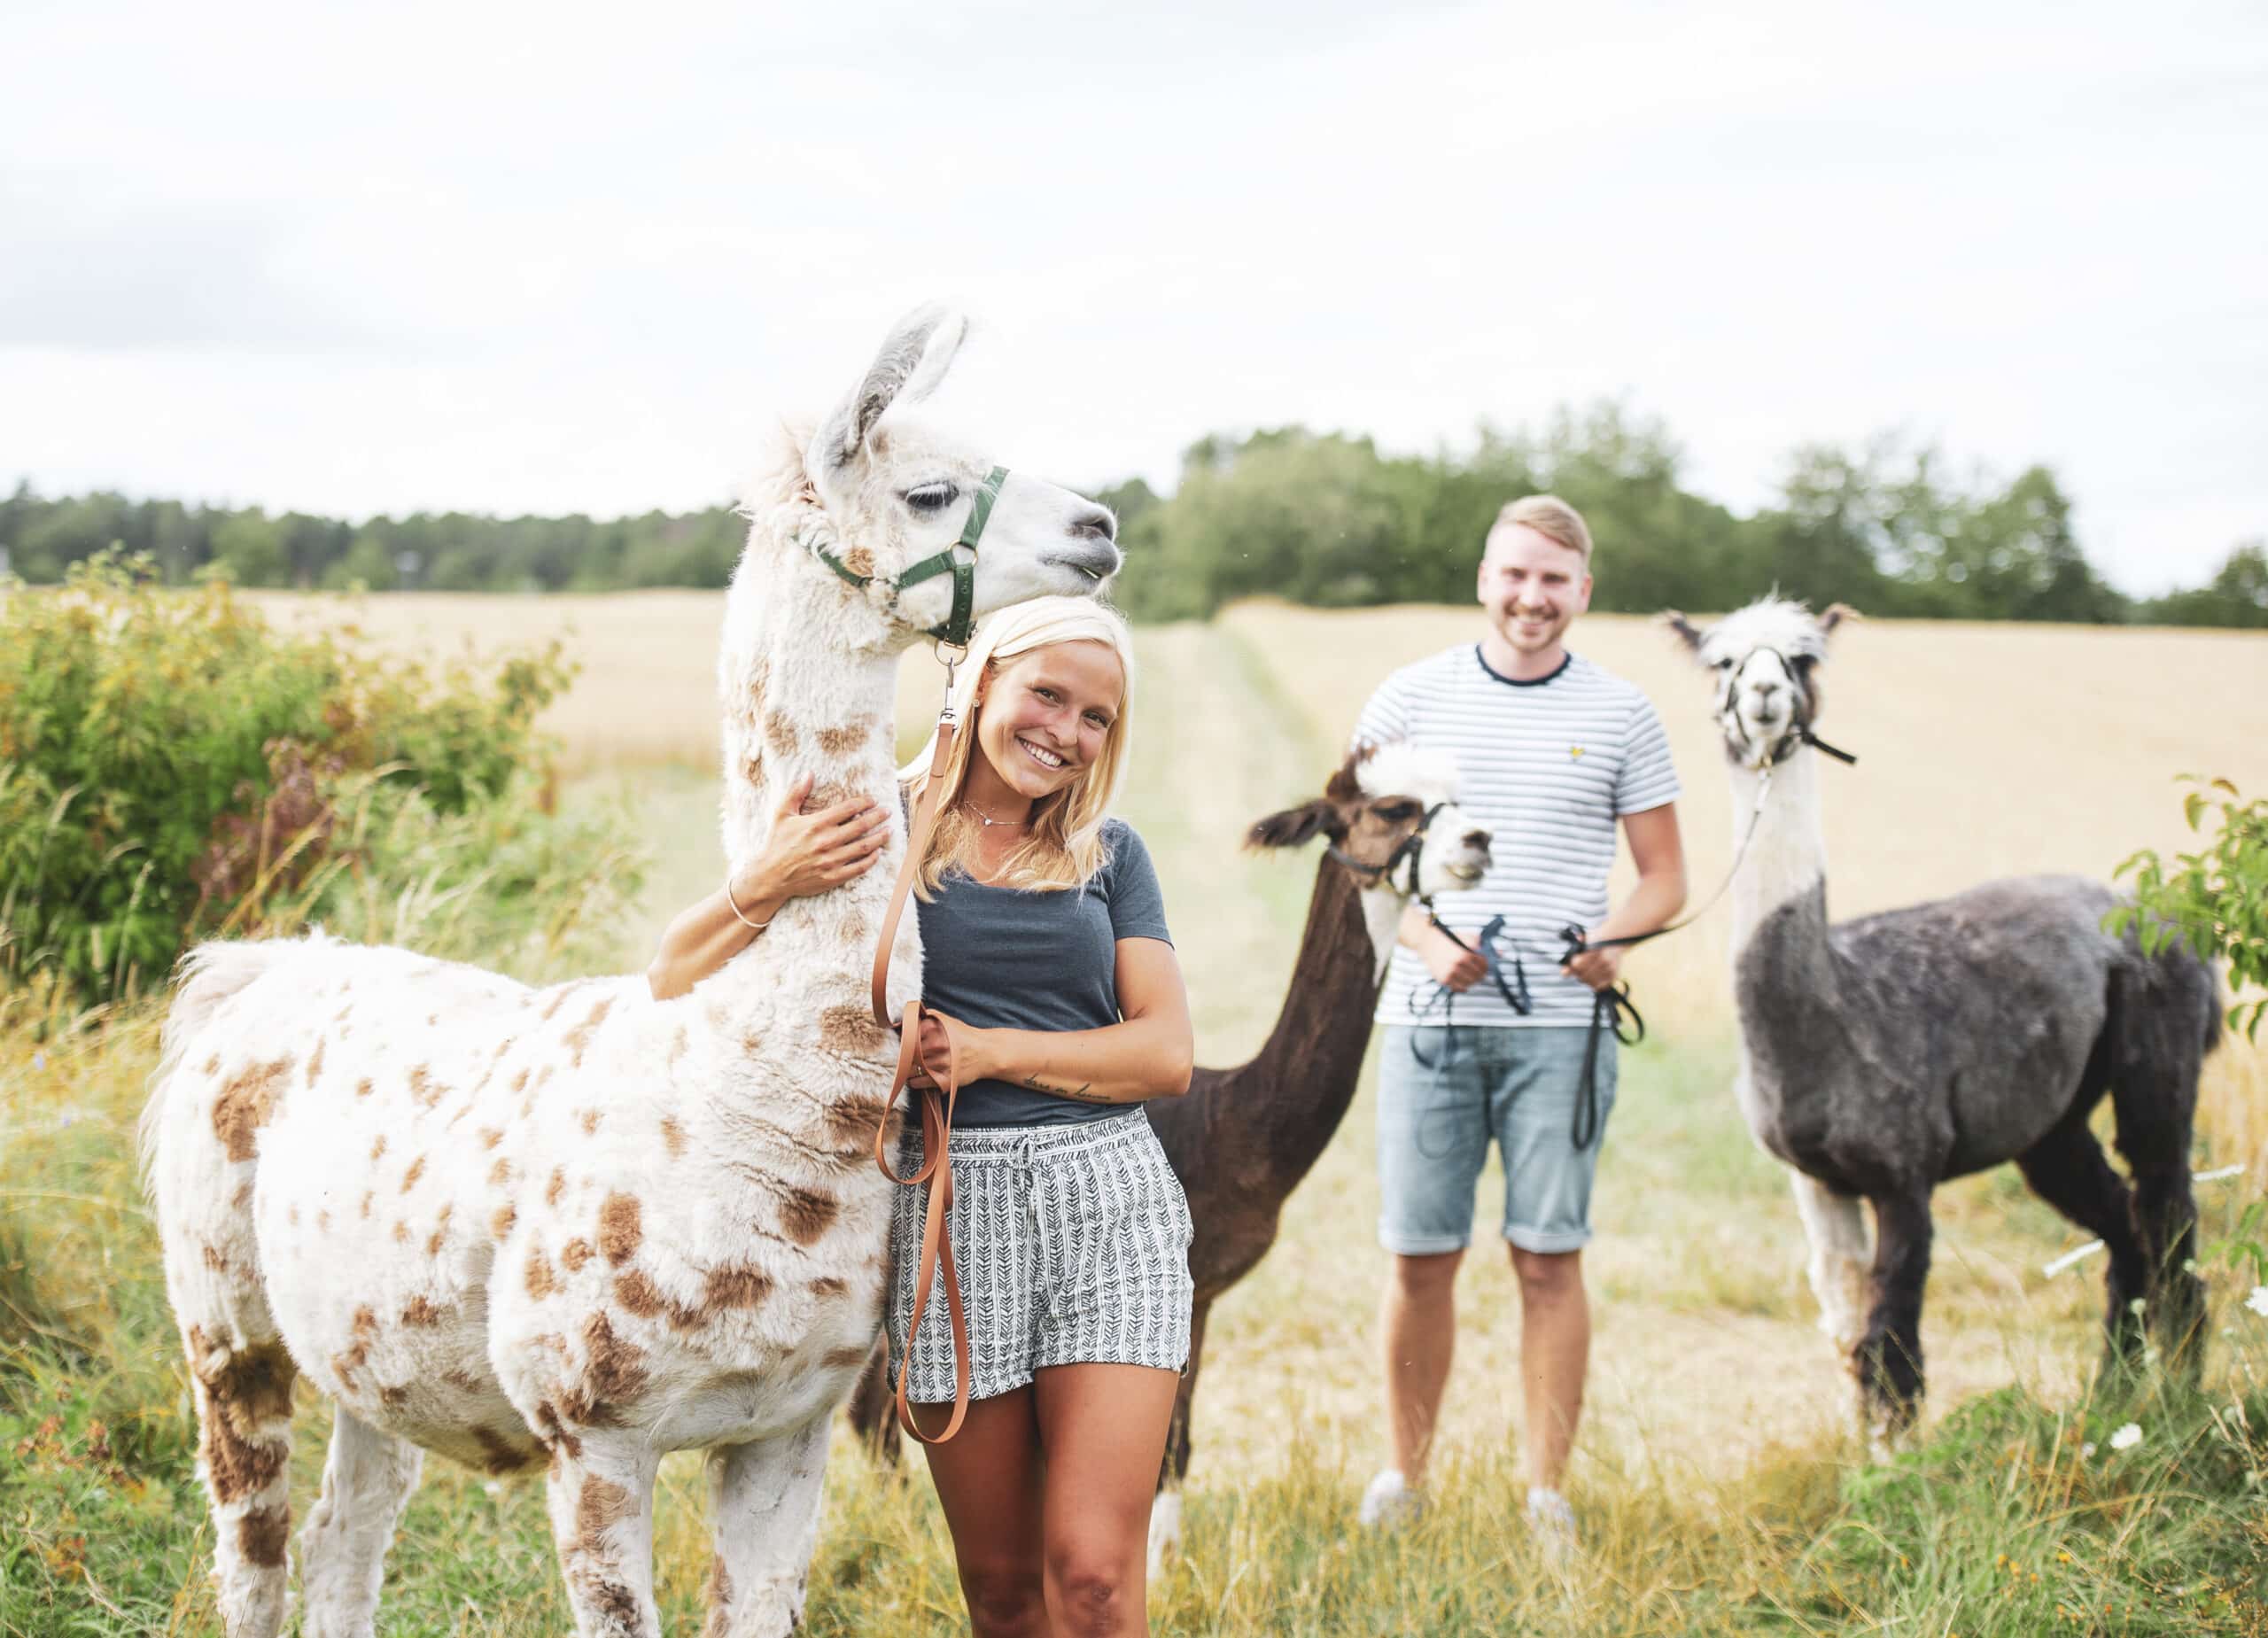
[
  {"left": 0, "top": 554, "right": 634, "bottom": 1003},
  {"left": 2112, "top": 777, "right": 2268, "bottom": 1041}
]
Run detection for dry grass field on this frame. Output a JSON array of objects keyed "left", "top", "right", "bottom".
[{"left": 10, "top": 590, "right": 2266, "bottom": 1633}]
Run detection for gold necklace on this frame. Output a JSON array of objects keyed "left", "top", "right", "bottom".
[{"left": 961, "top": 802, "right": 1029, "bottom": 830}]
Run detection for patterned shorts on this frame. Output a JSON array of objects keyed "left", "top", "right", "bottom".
[{"left": 885, "top": 1108, "right": 1194, "bottom": 1404}]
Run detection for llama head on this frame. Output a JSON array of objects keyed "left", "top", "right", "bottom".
[
  {"left": 1247, "top": 743, "right": 1492, "bottom": 902},
  {"left": 787, "top": 304, "right": 1120, "bottom": 649},
  {"left": 1663, "top": 597, "right": 1857, "bottom": 770}
]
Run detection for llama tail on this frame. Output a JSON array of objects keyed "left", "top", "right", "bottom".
[
  {"left": 138, "top": 937, "right": 307, "bottom": 1198},
  {"left": 2107, "top": 902, "right": 2224, "bottom": 1077},
  {"left": 144, "top": 941, "right": 314, "bottom": 1638}
]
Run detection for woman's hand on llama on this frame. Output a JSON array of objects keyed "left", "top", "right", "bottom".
[{"left": 740, "top": 775, "right": 889, "bottom": 903}]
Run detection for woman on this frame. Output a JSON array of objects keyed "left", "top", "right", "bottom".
[{"left": 650, "top": 594, "right": 1194, "bottom": 1636}]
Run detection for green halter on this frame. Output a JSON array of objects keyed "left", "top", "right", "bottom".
[{"left": 804, "top": 466, "right": 1007, "bottom": 650}]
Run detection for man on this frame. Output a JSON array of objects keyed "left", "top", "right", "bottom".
[{"left": 1353, "top": 494, "right": 1685, "bottom": 1552}]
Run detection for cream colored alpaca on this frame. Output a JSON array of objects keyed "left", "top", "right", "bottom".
[{"left": 140, "top": 306, "right": 1121, "bottom": 1638}]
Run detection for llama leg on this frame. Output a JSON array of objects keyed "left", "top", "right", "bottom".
[
  {"left": 2109, "top": 1095, "right": 2207, "bottom": 1378},
  {"left": 298, "top": 1408, "right": 423, "bottom": 1638},
  {"left": 183, "top": 1328, "right": 299, "bottom": 1638},
  {"left": 2105, "top": 967, "right": 2211, "bottom": 1377},
  {"left": 703, "top": 1412, "right": 831, "bottom": 1638},
  {"left": 2015, "top": 1118, "right": 2149, "bottom": 1369},
  {"left": 1857, "top": 1190, "right": 1933, "bottom": 1451},
  {"left": 845, "top": 1333, "right": 901, "bottom": 1469},
  {"left": 2128, "top": 1156, "right": 2206, "bottom": 1377},
  {"left": 1147, "top": 1298, "right": 1210, "bottom": 1579},
  {"left": 546, "top": 1436, "right": 661, "bottom": 1638},
  {"left": 1788, "top": 1172, "right": 1870, "bottom": 1353}
]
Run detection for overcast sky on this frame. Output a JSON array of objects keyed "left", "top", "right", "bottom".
[{"left": 4, "top": 0, "right": 2263, "bottom": 594}]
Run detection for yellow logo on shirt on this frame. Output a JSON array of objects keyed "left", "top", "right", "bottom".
[{"left": 1569, "top": 745, "right": 1586, "bottom": 760}]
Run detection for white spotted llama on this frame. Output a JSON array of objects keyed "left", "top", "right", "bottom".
[{"left": 141, "top": 304, "right": 1121, "bottom": 1638}]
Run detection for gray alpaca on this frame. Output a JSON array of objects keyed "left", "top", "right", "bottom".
[{"left": 1664, "top": 598, "right": 2219, "bottom": 1437}]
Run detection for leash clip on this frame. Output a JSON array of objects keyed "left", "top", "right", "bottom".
[{"left": 933, "top": 636, "right": 968, "bottom": 696}]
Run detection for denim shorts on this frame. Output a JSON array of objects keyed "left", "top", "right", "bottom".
[{"left": 1376, "top": 1024, "right": 1617, "bottom": 1255}]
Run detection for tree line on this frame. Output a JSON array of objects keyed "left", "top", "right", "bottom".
[{"left": 5, "top": 405, "right": 2262, "bottom": 627}]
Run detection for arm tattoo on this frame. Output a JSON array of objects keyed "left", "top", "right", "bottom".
[{"left": 1021, "top": 1073, "right": 1106, "bottom": 1103}]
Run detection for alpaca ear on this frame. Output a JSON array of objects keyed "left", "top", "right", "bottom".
[
  {"left": 807, "top": 303, "right": 955, "bottom": 481},
  {"left": 1324, "top": 746, "right": 1376, "bottom": 805},
  {"left": 1247, "top": 800, "right": 1343, "bottom": 851},
  {"left": 1659, "top": 609, "right": 1705, "bottom": 655},
  {"left": 1818, "top": 602, "right": 1860, "bottom": 638}
]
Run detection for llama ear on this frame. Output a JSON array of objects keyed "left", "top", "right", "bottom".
[
  {"left": 1247, "top": 800, "right": 1343, "bottom": 851},
  {"left": 807, "top": 303, "right": 954, "bottom": 481},
  {"left": 1659, "top": 609, "right": 1705, "bottom": 655},
  {"left": 1818, "top": 602, "right": 1860, "bottom": 638},
  {"left": 900, "top": 311, "right": 969, "bottom": 406}
]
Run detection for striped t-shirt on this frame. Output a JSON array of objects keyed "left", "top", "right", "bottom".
[{"left": 1354, "top": 645, "right": 1681, "bottom": 1027}]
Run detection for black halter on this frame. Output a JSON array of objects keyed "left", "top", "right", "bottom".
[
  {"left": 1327, "top": 802, "right": 1448, "bottom": 898},
  {"left": 803, "top": 466, "right": 1007, "bottom": 648},
  {"left": 1722, "top": 646, "right": 1859, "bottom": 770}
]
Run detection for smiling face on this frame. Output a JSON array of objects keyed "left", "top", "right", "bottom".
[
  {"left": 1479, "top": 522, "right": 1592, "bottom": 658},
  {"left": 970, "top": 640, "right": 1127, "bottom": 807}
]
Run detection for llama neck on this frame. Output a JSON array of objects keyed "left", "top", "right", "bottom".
[
  {"left": 1728, "top": 745, "right": 1829, "bottom": 953},
  {"left": 1229, "top": 860, "right": 1385, "bottom": 1192},
  {"left": 711, "top": 531, "right": 910, "bottom": 994},
  {"left": 1726, "top": 745, "right": 1845, "bottom": 1098}
]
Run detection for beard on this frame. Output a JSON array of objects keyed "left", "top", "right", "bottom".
[{"left": 1490, "top": 604, "right": 1570, "bottom": 652}]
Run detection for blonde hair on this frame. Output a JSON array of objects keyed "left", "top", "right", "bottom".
[
  {"left": 898, "top": 595, "right": 1136, "bottom": 897},
  {"left": 1490, "top": 493, "right": 1594, "bottom": 568}
]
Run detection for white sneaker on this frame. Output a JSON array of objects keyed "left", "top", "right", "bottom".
[
  {"left": 1358, "top": 1468, "right": 1424, "bottom": 1529},
  {"left": 1526, "top": 1486, "right": 1578, "bottom": 1562}
]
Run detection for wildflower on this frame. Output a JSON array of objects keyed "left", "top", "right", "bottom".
[
  {"left": 2109, "top": 1422, "right": 2142, "bottom": 1450},
  {"left": 32, "top": 1052, "right": 45, "bottom": 1070},
  {"left": 2246, "top": 1285, "right": 2268, "bottom": 1317},
  {"left": 2081, "top": 1442, "right": 2096, "bottom": 1458}
]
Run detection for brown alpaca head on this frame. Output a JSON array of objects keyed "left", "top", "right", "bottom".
[{"left": 1247, "top": 743, "right": 1491, "bottom": 900}]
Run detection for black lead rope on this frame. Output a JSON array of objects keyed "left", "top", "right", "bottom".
[
  {"left": 1394, "top": 713, "right": 1854, "bottom": 1153},
  {"left": 1542, "top": 716, "right": 1852, "bottom": 1149},
  {"left": 1406, "top": 912, "right": 1630, "bottom": 1153},
  {"left": 1407, "top": 912, "right": 1530, "bottom": 1069},
  {"left": 1567, "top": 987, "right": 1643, "bottom": 1152}
]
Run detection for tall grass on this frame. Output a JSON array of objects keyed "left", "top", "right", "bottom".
[{"left": 8, "top": 1007, "right": 2263, "bottom": 1634}]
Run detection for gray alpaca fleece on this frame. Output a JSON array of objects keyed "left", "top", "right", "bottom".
[{"left": 1738, "top": 874, "right": 2220, "bottom": 1196}]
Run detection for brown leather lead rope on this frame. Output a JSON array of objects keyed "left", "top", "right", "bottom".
[{"left": 867, "top": 704, "right": 976, "bottom": 1443}]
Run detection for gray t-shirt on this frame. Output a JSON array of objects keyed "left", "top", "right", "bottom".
[{"left": 916, "top": 817, "right": 1173, "bottom": 1128}]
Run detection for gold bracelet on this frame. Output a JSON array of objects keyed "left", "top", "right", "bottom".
[{"left": 724, "top": 874, "right": 771, "bottom": 932}]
